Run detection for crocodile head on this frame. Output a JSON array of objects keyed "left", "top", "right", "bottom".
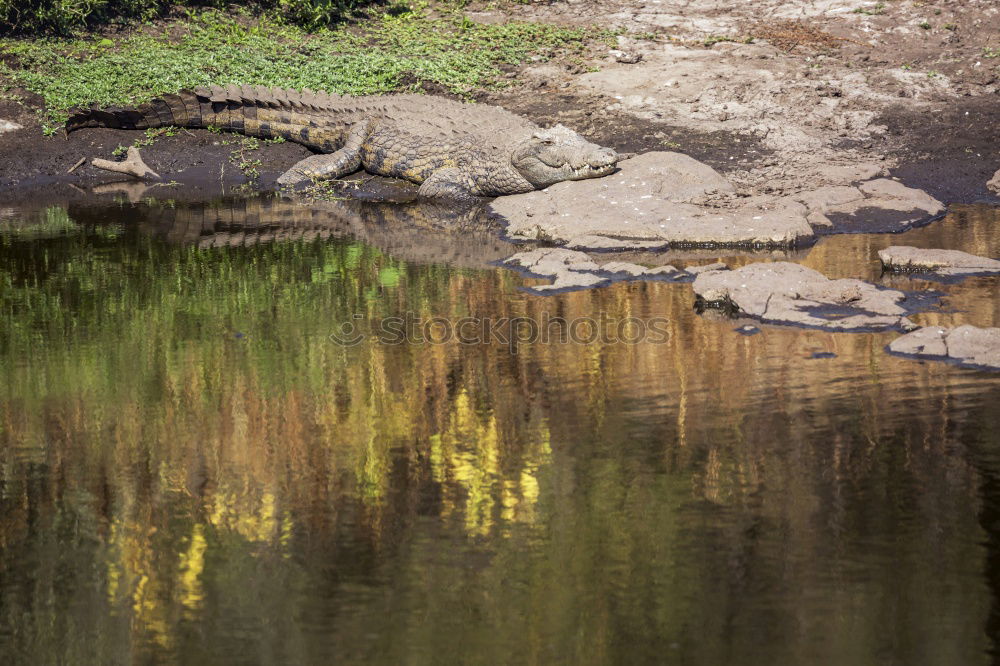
[{"left": 511, "top": 125, "right": 618, "bottom": 189}]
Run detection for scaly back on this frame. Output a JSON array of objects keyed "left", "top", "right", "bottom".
[{"left": 66, "top": 85, "right": 539, "bottom": 151}]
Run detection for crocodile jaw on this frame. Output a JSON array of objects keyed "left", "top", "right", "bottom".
[
  {"left": 511, "top": 125, "right": 618, "bottom": 189},
  {"left": 569, "top": 162, "right": 618, "bottom": 180}
]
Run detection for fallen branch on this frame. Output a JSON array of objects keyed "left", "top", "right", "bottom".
[
  {"left": 91, "top": 146, "right": 161, "bottom": 181},
  {"left": 67, "top": 157, "right": 86, "bottom": 173}
]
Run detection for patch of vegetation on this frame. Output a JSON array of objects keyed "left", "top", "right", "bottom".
[
  {"left": 0, "top": 5, "right": 599, "bottom": 132},
  {"left": 983, "top": 47, "right": 1000, "bottom": 59},
  {"left": 918, "top": 21, "right": 931, "bottom": 30},
  {"left": 227, "top": 135, "right": 264, "bottom": 181},
  {"left": 702, "top": 34, "right": 738, "bottom": 47},
  {"left": 0, "top": 0, "right": 377, "bottom": 37},
  {"left": 852, "top": 3, "right": 885, "bottom": 16},
  {"left": 112, "top": 125, "right": 178, "bottom": 157}
]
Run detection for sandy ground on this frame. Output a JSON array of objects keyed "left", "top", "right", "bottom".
[{"left": 0, "top": 0, "right": 997, "bottom": 204}]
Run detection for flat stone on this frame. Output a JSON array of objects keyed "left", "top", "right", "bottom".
[
  {"left": 820, "top": 179, "right": 945, "bottom": 233},
  {"left": 807, "top": 211, "right": 834, "bottom": 228},
  {"left": 988, "top": 168, "right": 1000, "bottom": 195},
  {"left": 693, "top": 261, "right": 916, "bottom": 331},
  {"left": 599, "top": 261, "right": 649, "bottom": 276},
  {"left": 889, "top": 325, "right": 1000, "bottom": 370},
  {"left": 534, "top": 272, "right": 610, "bottom": 291},
  {"left": 504, "top": 248, "right": 691, "bottom": 293},
  {"left": 490, "top": 151, "right": 816, "bottom": 250},
  {"left": 0, "top": 119, "right": 22, "bottom": 134},
  {"left": 878, "top": 245, "right": 1000, "bottom": 275},
  {"left": 645, "top": 264, "right": 681, "bottom": 276},
  {"left": 793, "top": 185, "right": 864, "bottom": 213},
  {"left": 813, "top": 163, "right": 884, "bottom": 183},
  {"left": 504, "top": 248, "right": 610, "bottom": 292},
  {"left": 506, "top": 247, "right": 599, "bottom": 274},
  {"left": 686, "top": 261, "right": 728, "bottom": 275}
]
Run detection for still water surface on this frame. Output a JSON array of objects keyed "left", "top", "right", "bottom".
[{"left": 2, "top": 197, "right": 1000, "bottom": 665}]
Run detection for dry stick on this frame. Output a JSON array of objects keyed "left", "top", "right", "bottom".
[
  {"left": 91, "top": 146, "right": 161, "bottom": 181},
  {"left": 67, "top": 157, "right": 86, "bottom": 173}
]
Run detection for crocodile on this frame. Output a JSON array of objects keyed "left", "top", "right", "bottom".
[{"left": 66, "top": 85, "right": 619, "bottom": 198}]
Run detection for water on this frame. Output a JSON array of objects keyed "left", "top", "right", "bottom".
[{"left": 2, "top": 196, "right": 1000, "bottom": 665}]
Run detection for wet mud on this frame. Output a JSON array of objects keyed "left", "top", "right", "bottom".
[{"left": 879, "top": 100, "right": 1000, "bottom": 205}]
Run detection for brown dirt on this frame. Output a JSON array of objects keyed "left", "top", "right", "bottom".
[{"left": 876, "top": 100, "right": 1000, "bottom": 204}]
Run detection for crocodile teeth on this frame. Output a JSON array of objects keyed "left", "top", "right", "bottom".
[{"left": 573, "top": 164, "right": 616, "bottom": 178}]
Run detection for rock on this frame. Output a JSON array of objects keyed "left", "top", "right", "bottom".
[
  {"left": 806, "top": 211, "right": 834, "bottom": 228},
  {"left": 599, "top": 261, "right": 649, "bottom": 277},
  {"left": 693, "top": 261, "right": 917, "bottom": 331},
  {"left": 490, "top": 152, "right": 815, "bottom": 250},
  {"left": 686, "top": 261, "right": 728, "bottom": 275},
  {"left": 889, "top": 325, "right": 1000, "bottom": 370},
  {"left": 812, "top": 163, "right": 884, "bottom": 183},
  {"left": 878, "top": 245, "right": 1000, "bottom": 276},
  {"left": 503, "top": 248, "right": 690, "bottom": 293},
  {"left": 645, "top": 264, "right": 681, "bottom": 277},
  {"left": 610, "top": 50, "right": 643, "bottom": 64},
  {"left": 793, "top": 185, "right": 865, "bottom": 212},
  {"left": 504, "top": 248, "right": 608, "bottom": 292},
  {"left": 857, "top": 178, "right": 943, "bottom": 210},
  {"left": 988, "top": 168, "right": 1000, "bottom": 195},
  {"left": 0, "top": 119, "right": 22, "bottom": 134},
  {"left": 818, "top": 179, "right": 944, "bottom": 233}
]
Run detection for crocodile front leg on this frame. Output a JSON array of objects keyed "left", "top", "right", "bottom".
[
  {"left": 416, "top": 168, "right": 478, "bottom": 200},
  {"left": 276, "top": 119, "right": 372, "bottom": 187}
]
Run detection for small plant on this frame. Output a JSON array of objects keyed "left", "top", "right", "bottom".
[
  {"left": 918, "top": 21, "right": 931, "bottom": 30},
  {"left": 229, "top": 136, "right": 264, "bottom": 181},
  {"left": 983, "top": 47, "right": 1000, "bottom": 59},
  {"left": 943, "top": 23, "right": 957, "bottom": 31},
  {"left": 702, "top": 34, "right": 737, "bottom": 47},
  {"left": 853, "top": 3, "right": 885, "bottom": 16}
]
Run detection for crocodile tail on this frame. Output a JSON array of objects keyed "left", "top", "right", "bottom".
[
  {"left": 65, "top": 85, "right": 347, "bottom": 136},
  {"left": 66, "top": 92, "right": 195, "bottom": 133}
]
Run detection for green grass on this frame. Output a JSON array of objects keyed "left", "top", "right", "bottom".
[
  {"left": 0, "top": 0, "right": 373, "bottom": 36},
  {"left": 0, "top": 4, "right": 599, "bottom": 133}
]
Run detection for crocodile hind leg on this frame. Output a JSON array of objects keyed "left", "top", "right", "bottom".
[{"left": 276, "top": 119, "right": 372, "bottom": 187}]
